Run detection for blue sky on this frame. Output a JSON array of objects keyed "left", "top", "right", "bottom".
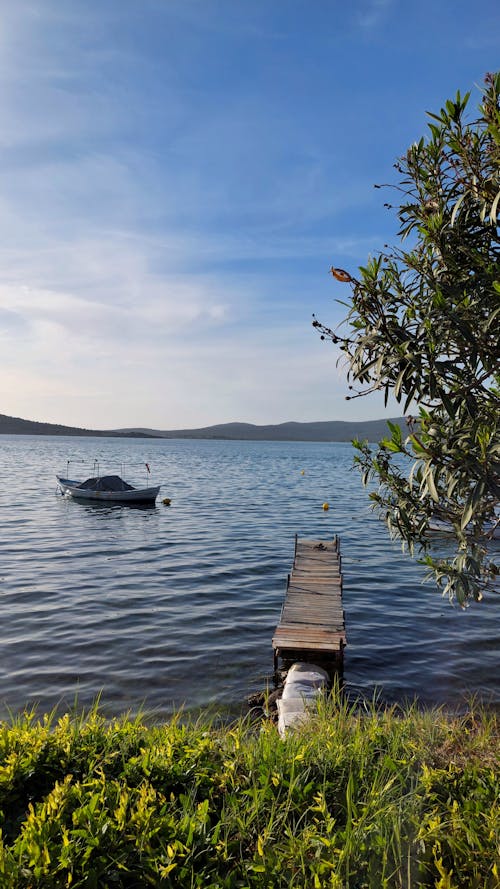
[{"left": 0, "top": 0, "right": 498, "bottom": 429}]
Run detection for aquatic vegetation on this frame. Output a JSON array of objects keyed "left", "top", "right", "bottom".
[{"left": 0, "top": 694, "right": 498, "bottom": 887}]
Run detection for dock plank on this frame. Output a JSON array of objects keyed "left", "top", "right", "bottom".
[{"left": 273, "top": 536, "right": 346, "bottom": 670}]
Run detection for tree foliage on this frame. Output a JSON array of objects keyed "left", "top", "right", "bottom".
[{"left": 314, "top": 73, "right": 500, "bottom": 605}]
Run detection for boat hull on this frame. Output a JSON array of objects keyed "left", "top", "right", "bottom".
[{"left": 57, "top": 477, "right": 160, "bottom": 504}]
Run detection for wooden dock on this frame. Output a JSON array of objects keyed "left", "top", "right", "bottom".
[{"left": 272, "top": 535, "right": 346, "bottom": 675}]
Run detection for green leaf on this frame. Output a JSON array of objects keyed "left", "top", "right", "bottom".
[
  {"left": 394, "top": 367, "right": 406, "bottom": 400},
  {"left": 381, "top": 438, "right": 403, "bottom": 452},
  {"left": 450, "top": 192, "right": 466, "bottom": 225},
  {"left": 387, "top": 420, "right": 403, "bottom": 444},
  {"left": 441, "top": 391, "right": 456, "bottom": 418},
  {"left": 490, "top": 189, "right": 500, "bottom": 224},
  {"left": 484, "top": 304, "right": 500, "bottom": 330},
  {"left": 461, "top": 502, "right": 474, "bottom": 530},
  {"left": 424, "top": 466, "right": 439, "bottom": 502}
]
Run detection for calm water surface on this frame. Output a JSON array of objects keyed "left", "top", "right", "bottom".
[{"left": 0, "top": 435, "right": 498, "bottom": 719}]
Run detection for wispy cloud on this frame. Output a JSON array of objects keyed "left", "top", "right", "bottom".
[
  {"left": 0, "top": 0, "right": 492, "bottom": 429},
  {"left": 356, "top": 0, "right": 394, "bottom": 30}
]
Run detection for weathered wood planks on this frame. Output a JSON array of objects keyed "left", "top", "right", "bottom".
[{"left": 272, "top": 535, "right": 346, "bottom": 673}]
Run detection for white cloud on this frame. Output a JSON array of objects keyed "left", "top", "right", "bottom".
[
  {"left": 0, "top": 0, "right": 412, "bottom": 429},
  {"left": 0, "top": 197, "right": 380, "bottom": 428},
  {"left": 356, "top": 0, "right": 394, "bottom": 30},
  {"left": 0, "top": 320, "right": 348, "bottom": 429}
]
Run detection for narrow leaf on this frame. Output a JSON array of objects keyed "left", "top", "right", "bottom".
[{"left": 490, "top": 189, "right": 500, "bottom": 224}]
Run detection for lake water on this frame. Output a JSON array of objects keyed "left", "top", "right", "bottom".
[{"left": 0, "top": 434, "right": 498, "bottom": 720}]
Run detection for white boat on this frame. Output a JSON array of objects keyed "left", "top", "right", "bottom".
[{"left": 57, "top": 462, "right": 161, "bottom": 504}]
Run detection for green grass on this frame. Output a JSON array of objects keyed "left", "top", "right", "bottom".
[{"left": 0, "top": 692, "right": 498, "bottom": 887}]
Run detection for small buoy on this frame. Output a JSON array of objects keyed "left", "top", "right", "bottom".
[
  {"left": 162, "top": 497, "right": 171, "bottom": 506},
  {"left": 300, "top": 470, "right": 305, "bottom": 475},
  {"left": 322, "top": 502, "right": 329, "bottom": 511}
]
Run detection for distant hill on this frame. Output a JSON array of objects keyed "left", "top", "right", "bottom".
[
  {"left": 0, "top": 413, "right": 155, "bottom": 438},
  {"left": 118, "top": 419, "right": 408, "bottom": 441},
  {"left": 0, "top": 413, "right": 408, "bottom": 441}
]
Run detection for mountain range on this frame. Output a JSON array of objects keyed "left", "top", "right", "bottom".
[{"left": 0, "top": 413, "right": 407, "bottom": 442}]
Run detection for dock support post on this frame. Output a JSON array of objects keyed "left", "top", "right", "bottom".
[{"left": 273, "top": 649, "right": 279, "bottom": 684}]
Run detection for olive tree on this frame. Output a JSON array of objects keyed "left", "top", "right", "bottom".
[{"left": 313, "top": 72, "right": 500, "bottom": 605}]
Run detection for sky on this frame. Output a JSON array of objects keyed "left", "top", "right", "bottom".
[{"left": 0, "top": 0, "right": 498, "bottom": 430}]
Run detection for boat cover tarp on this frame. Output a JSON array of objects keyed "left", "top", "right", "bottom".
[
  {"left": 277, "top": 663, "right": 329, "bottom": 738},
  {"left": 281, "top": 663, "right": 329, "bottom": 700},
  {"left": 77, "top": 475, "right": 135, "bottom": 492}
]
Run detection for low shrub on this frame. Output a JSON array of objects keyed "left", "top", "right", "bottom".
[{"left": 0, "top": 694, "right": 498, "bottom": 887}]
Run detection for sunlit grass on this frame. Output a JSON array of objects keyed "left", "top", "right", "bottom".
[{"left": 0, "top": 692, "right": 498, "bottom": 887}]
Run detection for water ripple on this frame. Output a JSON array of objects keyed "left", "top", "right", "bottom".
[{"left": 0, "top": 434, "right": 498, "bottom": 718}]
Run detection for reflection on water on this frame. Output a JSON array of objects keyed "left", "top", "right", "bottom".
[
  {"left": 0, "top": 434, "right": 498, "bottom": 719},
  {"left": 62, "top": 497, "right": 158, "bottom": 513}
]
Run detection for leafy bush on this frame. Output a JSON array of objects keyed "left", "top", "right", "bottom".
[{"left": 0, "top": 696, "right": 498, "bottom": 887}]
